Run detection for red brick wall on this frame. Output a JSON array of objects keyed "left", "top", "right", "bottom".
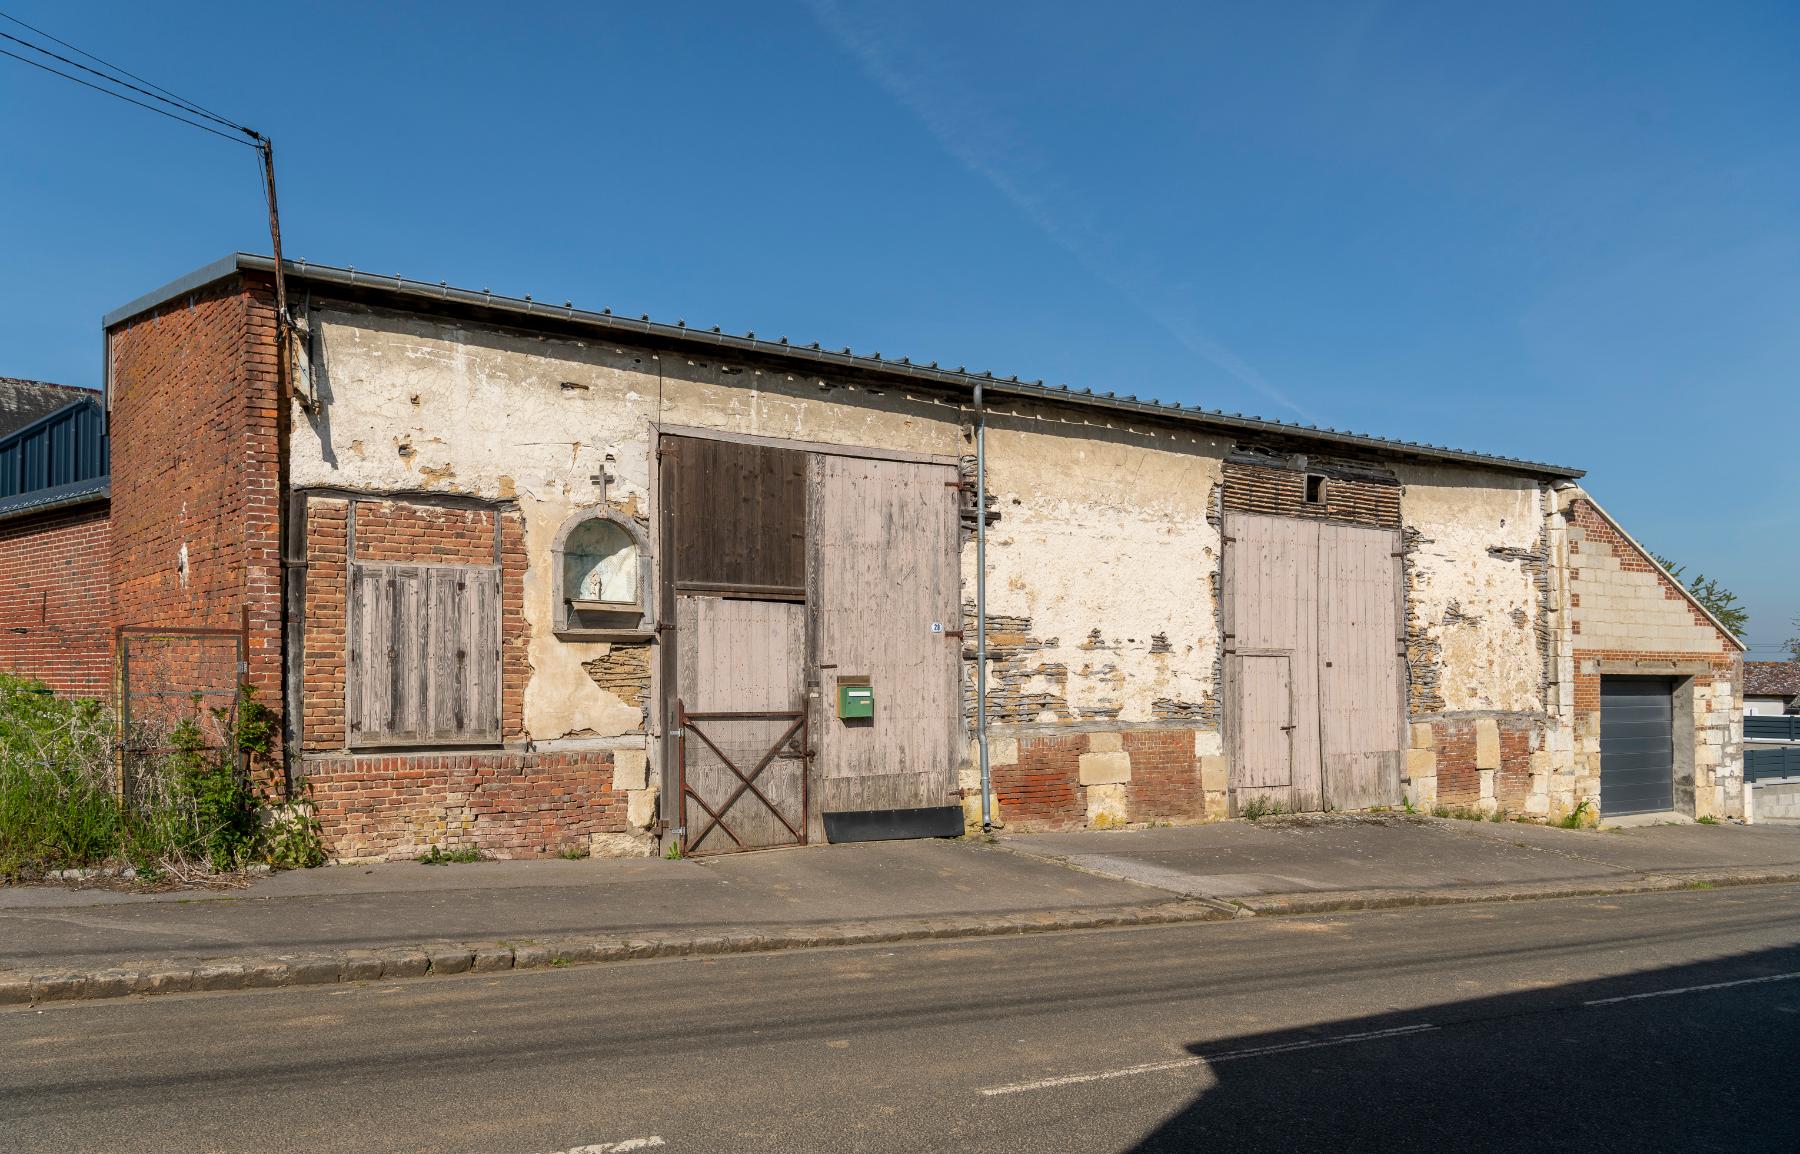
[
  {"left": 1428, "top": 715, "right": 1538, "bottom": 810},
  {"left": 301, "top": 498, "right": 348, "bottom": 749},
  {"left": 352, "top": 501, "right": 496, "bottom": 565},
  {"left": 1221, "top": 460, "right": 1401, "bottom": 528},
  {"left": 305, "top": 750, "right": 627, "bottom": 861},
  {"left": 996, "top": 733, "right": 1086, "bottom": 829},
  {"left": 1123, "top": 729, "right": 1207, "bottom": 821},
  {"left": 1572, "top": 651, "right": 1737, "bottom": 715},
  {"left": 298, "top": 495, "right": 529, "bottom": 752},
  {"left": 994, "top": 728, "right": 1210, "bottom": 830},
  {"left": 0, "top": 504, "right": 113, "bottom": 695},
  {"left": 106, "top": 274, "right": 284, "bottom": 721}
]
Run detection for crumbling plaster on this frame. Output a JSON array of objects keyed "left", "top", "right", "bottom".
[
  {"left": 1396, "top": 464, "right": 1545, "bottom": 715},
  {"left": 975, "top": 405, "right": 1227, "bottom": 727}
]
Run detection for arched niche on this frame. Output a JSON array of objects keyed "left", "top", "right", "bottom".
[{"left": 553, "top": 509, "right": 653, "bottom": 636}]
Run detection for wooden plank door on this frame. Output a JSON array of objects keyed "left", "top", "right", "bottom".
[
  {"left": 1224, "top": 513, "right": 1323, "bottom": 811},
  {"left": 1232, "top": 653, "right": 1294, "bottom": 802},
  {"left": 807, "top": 455, "right": 963, "bottom": 822},
  {"left": 1317, "top": 523, "right": 1406, "bottom": 810},
  {"left": 675, "top": 594, "right": 808, "bottom": 853}
]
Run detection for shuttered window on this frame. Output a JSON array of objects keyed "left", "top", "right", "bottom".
[
  {"left": 665, "top": 436, "right": 806, "bottom": 598},
  {"left": 346, "top": 563, "right": 501, "bottom": 747}
]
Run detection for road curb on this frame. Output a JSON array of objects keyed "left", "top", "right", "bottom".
[
  {"left": 0, "top": 899, "right": 1234, "bottom": 1007},
  {"left": 1230, "top": 867, "right": 1800, "bottom": 915}
]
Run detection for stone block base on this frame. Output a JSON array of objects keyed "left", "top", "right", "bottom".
[{"left": 989, "top": 726, "right": 1214, "bottom": 831}]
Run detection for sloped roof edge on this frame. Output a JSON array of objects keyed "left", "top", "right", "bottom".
[
  {"left": 104, "top": 253, "right": 1586, "bottom": 481},
  {"left": 0, "top": 476, "right": 109, "bottom": 523}
]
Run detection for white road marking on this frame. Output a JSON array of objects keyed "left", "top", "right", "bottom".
[
  {"left": 539, "top": 1139, "right": 665, "bottom": 1154},
  {"left": 978, "top": 1024, "right": 1436, "bottom": 1097},
  {"left": 1583, "top": 970, "right": 1800, "bottom": 1007}
]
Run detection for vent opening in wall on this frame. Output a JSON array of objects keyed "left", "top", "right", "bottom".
[{"left": 1304, "top": 474, "right": 1327, "bottom": 505}]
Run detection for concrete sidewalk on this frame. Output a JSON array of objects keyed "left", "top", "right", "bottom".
[
  {"left": 1000, "top": 814, "right": 1800, "bottom": 911},
  {"left": 0, "top": 839, "right": 1216, "bottom": 1003},
  {"left": 6, "top": 817, "right": 1800, "bottom": 1005}
]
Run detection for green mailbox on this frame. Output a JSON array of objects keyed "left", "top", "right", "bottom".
[{"left": 837, "top": 678, "right": 874, "bottom": 719}]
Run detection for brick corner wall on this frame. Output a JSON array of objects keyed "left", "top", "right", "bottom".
[
  {"left": 106, "top": 273, "right": 284, "bottom": 734},
  {"left": 1564, "top": 496, "right": 1744, "bottom": 818}
]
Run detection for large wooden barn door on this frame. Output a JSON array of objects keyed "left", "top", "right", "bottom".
[
  {"left": 807, "top": 455, "right": 963, "bottom": 831},
  {"left": 660, "top": 435, "right": 963, "bottom": 851},
  {"left": 1224, "top": 512, "right": 1404, "bottom": 813}
]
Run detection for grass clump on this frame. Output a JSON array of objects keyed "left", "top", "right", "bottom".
[
  {"left": 1432, "top": 804, "right": 1484, "bottom": 821},
  {"left": 416, "top": 844, "right": 484, "bottom": 865},
  {"left": 1554, "top": 799, "right": 1593, "bottom": 830},
  {"left": 0, "top": 675, "right": 322, "bottom": 881},
  {"left": 1239, "top": 795, "right": 1284, "bottom": 821},
  {"left": 1696, "top": 814, "right": 1719, "bottom": 826}
]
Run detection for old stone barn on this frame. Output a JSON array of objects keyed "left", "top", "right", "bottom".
[{"left": 0, "top": 254, "right": 1747, "bottom": 859}]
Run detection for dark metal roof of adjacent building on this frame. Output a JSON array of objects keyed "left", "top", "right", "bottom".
[
  {"left": 0, "top": 377, "right": 95, "bottom": 440},
  {"left": 0, "top": 394, "right": 109, "bottom": 522},
  {"left": 106, "top": 253, "right": 1585, "bottom": 480},
  {"left": 1746, "top": 662, "right": 1800, "bottom": 700}
]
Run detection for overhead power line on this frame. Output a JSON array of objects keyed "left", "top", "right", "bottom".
[
  {"left": 0, "top": 44, "right": 253, "bottom": 146},
  {"left": 0, "top": 8, "right": 235, "bottom": 127},
  {"left": 0, "top": 24, "right": 257, "bottom": 141}
]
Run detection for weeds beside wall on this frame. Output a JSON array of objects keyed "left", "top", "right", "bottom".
[{"left": 0, "top": 674, "right": 322, "bottom": 881}]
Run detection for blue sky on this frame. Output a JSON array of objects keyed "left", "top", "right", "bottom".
[{"left": 2, "top": 1, "right": 1795, "bottom": 656}]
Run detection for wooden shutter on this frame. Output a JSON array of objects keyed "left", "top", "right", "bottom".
[
  {"left": 666, "top": 436, "right": 807, "bottom": 598},
  {"left": 347, "top": 563, "right": 501, "bottom": 747}
]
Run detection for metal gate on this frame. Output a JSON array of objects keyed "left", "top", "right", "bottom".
[{"left": 677, "top": 700, "right": 809, "bottom": 855}]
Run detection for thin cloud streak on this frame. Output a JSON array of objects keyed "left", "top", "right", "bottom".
[{"left": 806, "top": 0, "right": 1307, "bottom": 418}]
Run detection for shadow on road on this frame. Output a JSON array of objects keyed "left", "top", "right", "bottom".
[{"left": 1127, "top": 943, "right": 1800, "bottom": 1154}]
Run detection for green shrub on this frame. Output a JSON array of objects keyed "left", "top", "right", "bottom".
[{"left": 0, "top": 676, "right": 323, "bottom": 881}]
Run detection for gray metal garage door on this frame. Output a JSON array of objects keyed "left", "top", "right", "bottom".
[{"left": 1600, "top": 678, "right": 1675, "bottom": 816}]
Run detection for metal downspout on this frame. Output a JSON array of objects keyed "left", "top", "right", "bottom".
[{"left": 975, "top": 384, "right": 992, "bottom": 831}]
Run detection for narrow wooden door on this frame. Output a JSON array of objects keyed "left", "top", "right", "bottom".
[
  {"left": 1232, "top": 653, "right": 1294, "bottom": 799},
  {"left": 807, "top": 455, "right": 963, "bottom": 824},
  {"left": 1317, "top": 522, "right": 1406, "bottom": 810}
]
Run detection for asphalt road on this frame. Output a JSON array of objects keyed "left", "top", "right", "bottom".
[{"left": 5, "top": 884, "right": 1799, "bottom": 1153}]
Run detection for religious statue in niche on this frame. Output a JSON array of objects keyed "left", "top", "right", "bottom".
[{"left": 562, "top": 516, "right": 640, "bottom": 609}]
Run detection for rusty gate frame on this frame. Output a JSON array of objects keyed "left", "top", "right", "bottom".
[
  {"left": 114, "top": 609, "right": 250, "bottom": 799},
  {"left": 676, "top": 698, "right": 809, "bottom": 855}
]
